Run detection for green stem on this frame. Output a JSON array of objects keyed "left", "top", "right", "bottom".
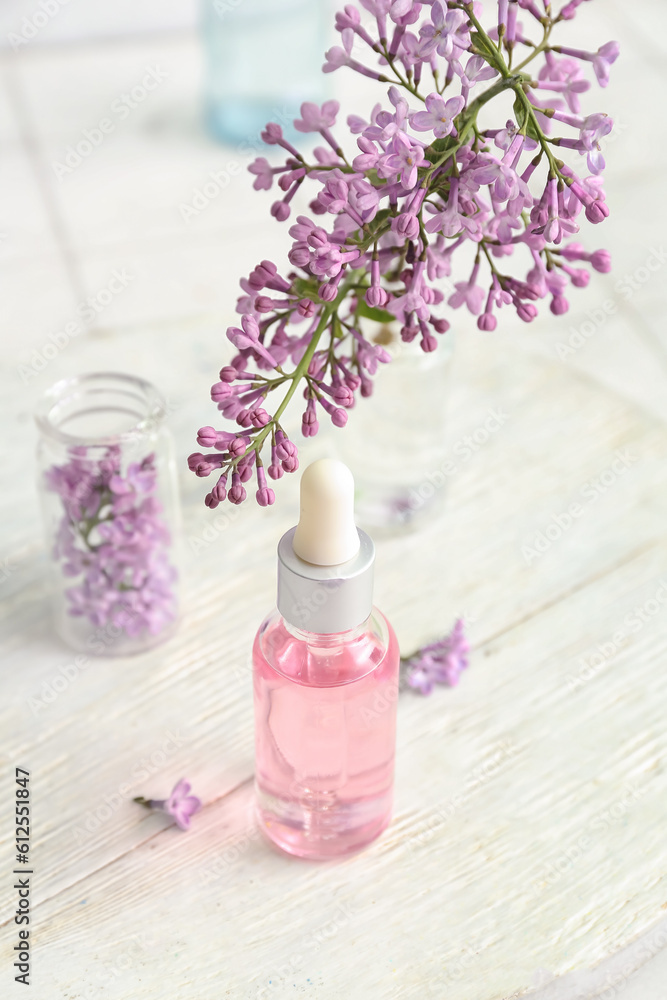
[
  {"left": 235, "top": 280, "right": 358, "bottom": 468},
  {"left": 454, "top": 2, "right": 562, "bottom": 179},
  {"left": 480, "top": 241, "right": 501, "bottom": 276},
  {"left": 513, "top": 26, "right": 554, "bottom": 73},
  {"left": 379, "top": 42, "right": 425, "bottom": 100}
]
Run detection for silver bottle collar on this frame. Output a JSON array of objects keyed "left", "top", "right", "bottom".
[{"left": 277, "top": 526, "right": 375, "bottom": 634}]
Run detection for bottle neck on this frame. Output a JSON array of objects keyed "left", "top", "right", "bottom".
[{"left": 282, "top": 614, "right": 372, "bottom": 647}]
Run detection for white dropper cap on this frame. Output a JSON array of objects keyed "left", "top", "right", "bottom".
[
  {"left": 292, "top": 459, "right": 360, "bottom": 566},
  {"left": 276, "top": 460, "right": 375, "bottom": 633}
]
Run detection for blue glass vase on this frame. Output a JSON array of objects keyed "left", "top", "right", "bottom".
[{"left": 202, "top": 0, "right": 328, "bottom": 147}]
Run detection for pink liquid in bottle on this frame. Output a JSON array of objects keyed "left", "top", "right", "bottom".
[{"left": 253, "top": 607, "right": 399, "bottom": 859}]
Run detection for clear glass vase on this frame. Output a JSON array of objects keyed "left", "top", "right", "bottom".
[
  {"left": 201, "top": 0, "right": 328, "bottom": 146},
  {"left": 35, "top": 373, "right": 181, "bottom": 656},
  {"left": 335, "top": 323, "right": 455, "bottom": 533}
]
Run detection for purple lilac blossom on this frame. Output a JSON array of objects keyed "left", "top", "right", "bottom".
[
  {"left": 134, "top": 779, "right": 202, "bottom": 831},
  {"left": 404, "top": 618, "right": 470, "bottom": 695},
  {"left": 46, "top": 445, "right": 177, "bottom": 637},
  {"left": 190, "top": 0, "right": 616, "bottom": 510}
]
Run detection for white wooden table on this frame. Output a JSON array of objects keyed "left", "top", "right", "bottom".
[{"left": 1, "top": 3, "right": 667, "bottom": 998}]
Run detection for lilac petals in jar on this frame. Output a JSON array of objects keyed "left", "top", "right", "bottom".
[{"left": 35, "top": 373, "right": 181, "bottom": 655}]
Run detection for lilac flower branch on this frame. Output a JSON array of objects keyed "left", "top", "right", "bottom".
[{"left": 190, "top": 0, "right": 617, "bottom": 511}]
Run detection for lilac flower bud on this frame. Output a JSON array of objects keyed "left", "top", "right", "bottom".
[
  {"left": 298, "top": 298, "right": 317, "bottom": 318},
  {"left": 282, "top": 455, "right": 299, "bottom": 473},
  {"left": 585, "top": 200, "right": 609, "bottom": 224},
  {"left": 219, "top": 366, "right": 239, "bottom": 383},
  {"left": 256, "top": 486, "right": 275, "bottom": 507},
  {"left": 228, "top": 436, "right": 249, "bottom": 458},
  {"left": 271, "top": 200, "right": 291, "bottom": 222},
  {"left": 308, "top": 227, "right": 330, "bottom": 250},
  {"left": 567, "top": 267, "right": 590, "bottom": 287},
  {"left": 516, "top": 302, "right": 538, "bottom": 322},
  {"left": 255, "top": 296, "right": 275, "bottom": 313},
  {"left": 258, "top": 259, "right": 278, "bottom": 279},
  {"left": 228, "top": 473, "right": 246, "bottom": 505},
  {"left": 248, "top": 260, "right": 278, "bottom": 290},
  {"left": 236, "top": 408, "right": 252, "bottom": 428},
  {"left": 590, "top": 249, "right": 611, "bottom": 272},
  {"left": 189, "top": 454, "right": 223, "bottom": 478},
  {"left": 268, "top": 445, "right": 284, "bottom": 481},
  {"left": 550, "top": 294, "right": 569, "bottom": 315},
  {"left": 238, "top": 462, "right": 253, "bottom": 483},
  {"left": 431, "top": 317, "right": 450, "bottom": 334},
  {"left": 365, "top": 285, "right": 389, "bottom": 308},
  {"left": 196, "top": 426, "right": 219, "bottom": 448},
  {"left": 319, "top": 280, "right": 339, "bottom": 302},
  {"left": 392, "top": 212, "right": 420, "bottom": 240},
  {"left": 205, "top": 492, "right": 219, "bottom": 509},
  {"left": 477, "top": 312, "right": 497, "bottom": 331},
  {"left": 212, "top": 475, "right": 227, "bottom": 502},
  {"left": 322, "top": 383, "right": 354, "bottom": 407},
  {"left": 288, "top": 242, "right": 312, "bottom": 268},
  {"left": 256, "top": 466, "right": 275, "bottom": 507},
  {"left": 249, "top": 407, "right": 271, "bottom": 427},
  {"left": 275, "top": 431, "right": 297, "bottom": 461},
  {"left": 318, "top": 395, "right": 348, "bottom": 427},
  {"left": 211, "top": 381, "right": 233, "bottom": 402},
  {"left": 247, "top": 273, "right": 264, "bottom": 292},
  {"left": 302, "top": 398, "right": 319, "bottom": 438},
  {"left": 420, "top": 332, "right": 438, "bottom": 352}
]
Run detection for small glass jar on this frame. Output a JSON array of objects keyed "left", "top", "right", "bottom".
[
  {"left": 201, "top": 0, "right": 328, "bottom": 146},
  {"left": 35, "top": 373, "right": 181, "bottom": 656},
  {"left": 335, "top": 323, "right": 455, "bottom": 533}
]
